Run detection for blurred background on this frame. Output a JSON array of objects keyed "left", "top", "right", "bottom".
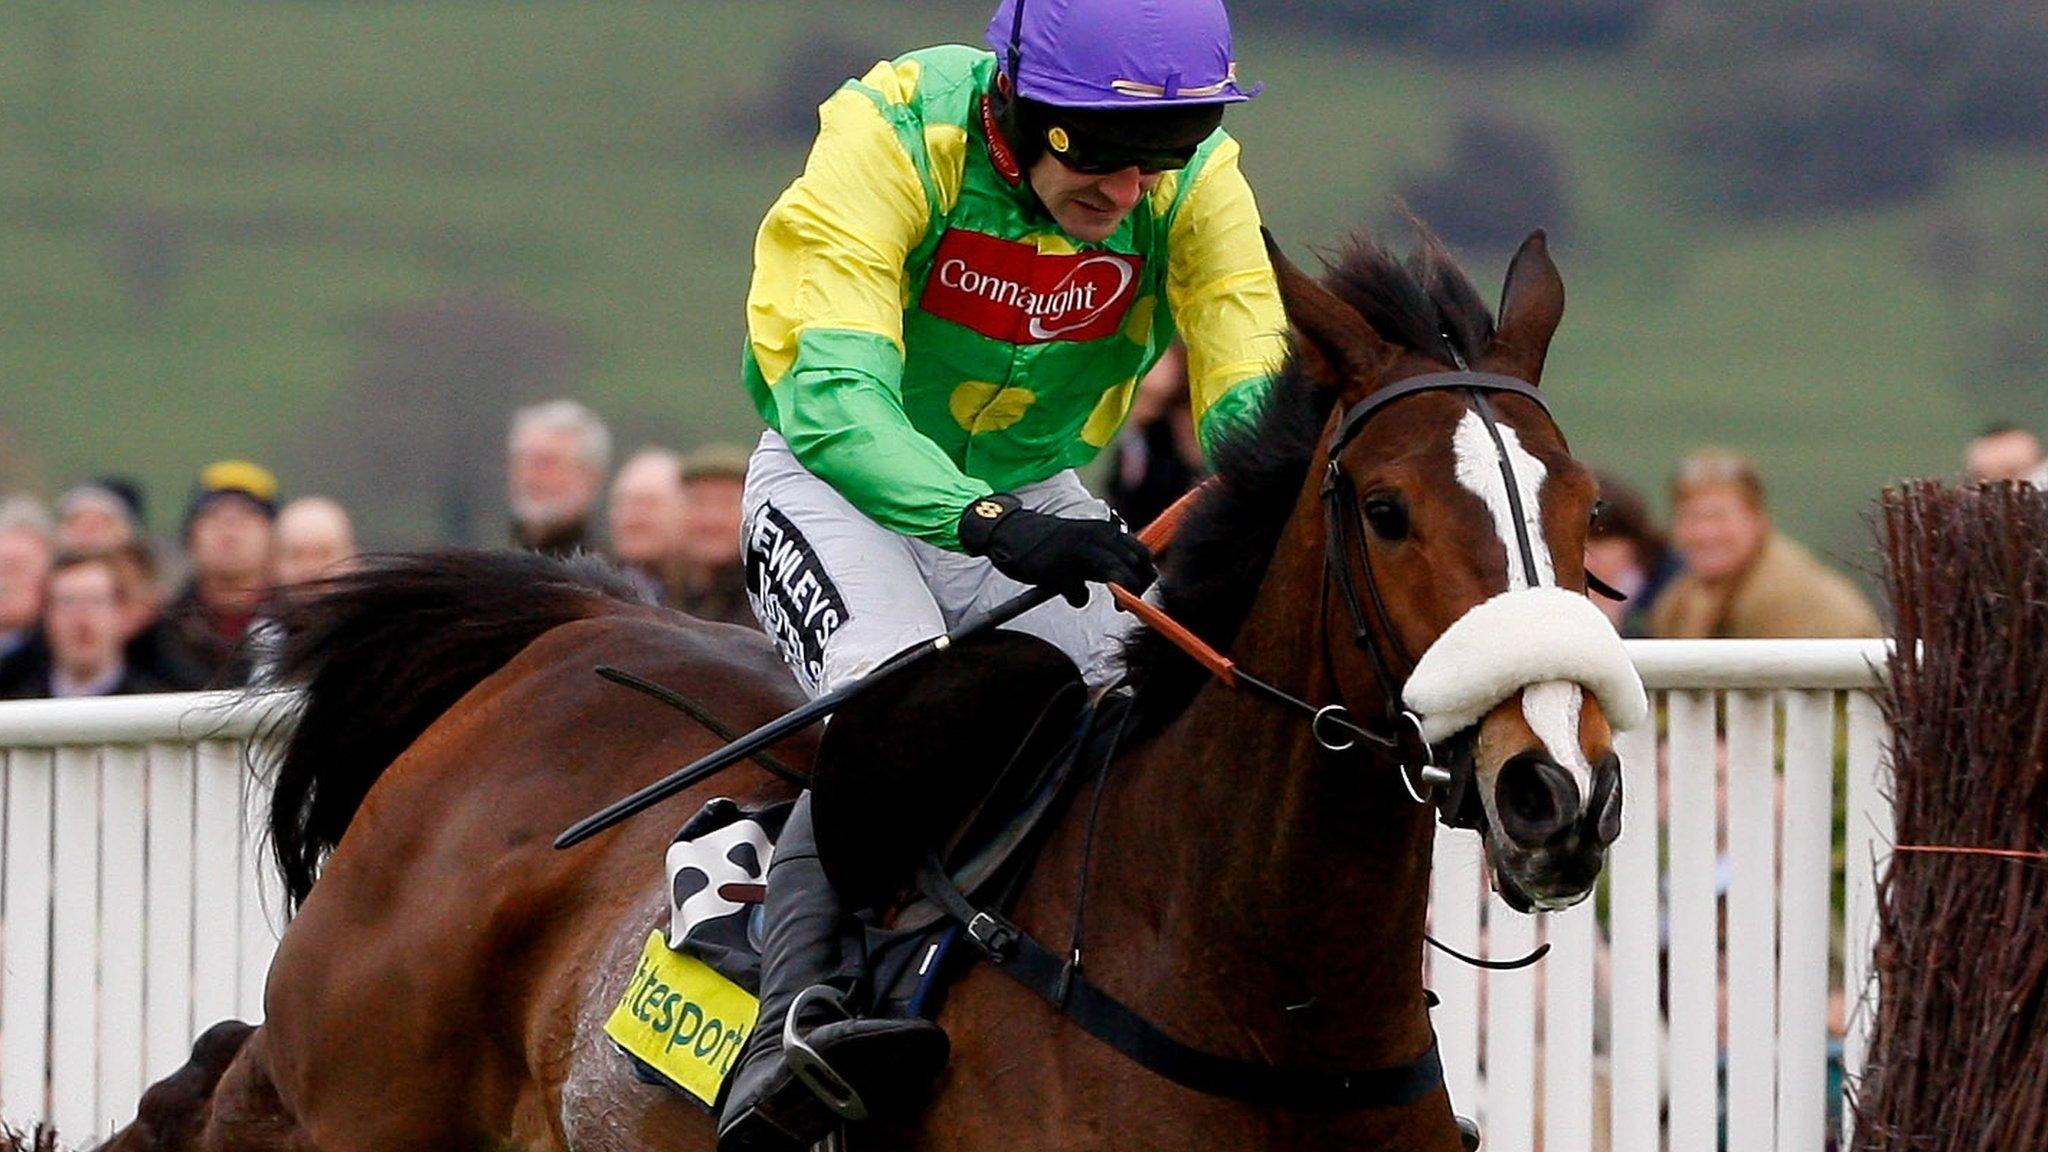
[{"left": 3, "top": 0, "right": 2044, "bottom": 563}]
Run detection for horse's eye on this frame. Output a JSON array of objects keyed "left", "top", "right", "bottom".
[
  {"left": 1362, "top": 495, "right": 1410, "bottom": 541},
  {"left": 1590, "top": 500, "right": 1607, "bottom": 529}
]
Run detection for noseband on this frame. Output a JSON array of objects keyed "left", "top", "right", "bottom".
[{"left": 1317, "top": 369, "right": 1560, "bottom": 831}]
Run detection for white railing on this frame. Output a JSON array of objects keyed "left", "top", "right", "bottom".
[
  {"left": 0, "top": 641, "right": 1893, "bottom": 1147},
  {"left": 1429, "top": 638, "right": 1892, "bottom": 1152},
  {"left": 0, "top": 691, "right": 294, "bottom": 1142}
]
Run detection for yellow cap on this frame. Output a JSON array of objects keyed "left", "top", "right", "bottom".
[{"left": 198, "top": 459, "right": 279, "bottom": 502}]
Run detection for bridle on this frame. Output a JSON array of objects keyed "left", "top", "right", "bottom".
[{"left": 1316, "top": 367, "right": 1561, "bottom": 830}]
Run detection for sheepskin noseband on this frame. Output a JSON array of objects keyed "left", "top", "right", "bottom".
[{"left": 1402, "top": 587, "right": 1649, "bottom": 745}]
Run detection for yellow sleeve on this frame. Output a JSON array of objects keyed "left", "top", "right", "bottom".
[
  {"left": 747, "top": 78, "right": 929, "bottom": 385},
  {"left": 1166, "top": 137, "right": 1288, "bottom": 448},
  {"left": 743, "top": 67, "right": 994, "bottom": 546}
]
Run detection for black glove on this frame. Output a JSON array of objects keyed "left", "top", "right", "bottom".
[{"left": 958, "top": 493, "right": 1156, "bottom": 608}]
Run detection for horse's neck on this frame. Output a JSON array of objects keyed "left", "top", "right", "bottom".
[{"left": 1074, "top": 517, "right": 1438, "bottom": 1067}]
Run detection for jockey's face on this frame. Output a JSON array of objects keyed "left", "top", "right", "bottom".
[{"left": 1027, "top": 154, "right": 1160, "bottom": 243}]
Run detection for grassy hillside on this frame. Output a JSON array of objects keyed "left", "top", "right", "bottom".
[{"left": 1, "top": 0, "right": 2039, "bottom": 563}]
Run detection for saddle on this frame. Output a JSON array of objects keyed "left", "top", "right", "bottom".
[{"left": 606, "top": 661, "right": 1122, "bottom": 1108}]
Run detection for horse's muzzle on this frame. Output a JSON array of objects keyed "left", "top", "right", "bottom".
[{"left": 1494, "top": 748, "right": 1623, "bottom": 850}]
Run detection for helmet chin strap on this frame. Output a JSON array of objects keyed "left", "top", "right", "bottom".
[
  {"left": 988, "top": 0, "right": 1045, "bottom": 180},
  {"left": 987, "top": 63, "right": 1046, "bottom": 185},
  {"left": 1006, "top": 0, "right": 1028, "bottom": 84}
]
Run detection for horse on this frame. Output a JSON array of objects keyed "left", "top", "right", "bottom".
[{"left": 102, "top": 224, "right": 1641, "bottom": 1152}]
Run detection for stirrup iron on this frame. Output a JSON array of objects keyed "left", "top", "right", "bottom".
[{"left": 782, "top": 986, "right": 868, "bottom": 1121}]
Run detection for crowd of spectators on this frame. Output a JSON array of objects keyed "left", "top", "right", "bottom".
[
  {"left": 0, "top": 461, "right": 356, "bottom": 700},
  {"left": 501, "top": 399, "right": 754, "bottom": 625},
  {"left": 3, "top": 385, "right": 2035, "bottom": 703},
  {"left": 0, "top": 398, "right": 755, "bottom": 701}
]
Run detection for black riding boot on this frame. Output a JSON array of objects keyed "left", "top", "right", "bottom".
[{"left": 716, "top": 793, "right": 949, "bottom": 1152}]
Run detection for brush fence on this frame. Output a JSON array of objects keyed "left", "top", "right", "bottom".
[{"left": 0, "top": 640, "right": 1891, "bottom": 1147}]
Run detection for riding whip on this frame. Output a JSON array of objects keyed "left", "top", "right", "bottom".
[{"left": 551, "top": 485, "right": 1206, "bottom": 850}]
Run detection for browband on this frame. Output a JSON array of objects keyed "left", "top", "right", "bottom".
[{"left": 1328, "top": 371, "right": 1552, "bottom": 458}]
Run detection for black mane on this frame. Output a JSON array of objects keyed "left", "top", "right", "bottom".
[
  {"left": 1325, "top": 228, "right": 1497, "bottom": 372},
  {"left": 1121, "top": 231, "right": 1496, "bottom": 734},
  {"left": 265, "top": 549, "right": 647, "bottom": 909}
]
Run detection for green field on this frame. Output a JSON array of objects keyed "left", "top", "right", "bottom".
[{"left": 3, "top": 0, "right": 2040, "bottom": 565}]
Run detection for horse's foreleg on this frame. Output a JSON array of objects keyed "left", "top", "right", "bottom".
[{"left": 101, "top": 1021, "right": 318, "bottom": 1152}]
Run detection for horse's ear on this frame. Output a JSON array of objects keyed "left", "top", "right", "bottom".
[
  {"left": 1491, "top": 230, "right": 1565, "bottom": 383},
  {"left": 1264, "top": 229, "right": 1394, "bottom": 392}
]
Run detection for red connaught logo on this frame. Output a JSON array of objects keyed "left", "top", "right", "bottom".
[{"left": 919, "top": 229, "right": 1143, "bottom": 345}]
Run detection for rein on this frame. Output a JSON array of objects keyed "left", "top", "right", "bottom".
[{"left": 1109, "top": 584, "right": 1402, "bottom": 755}]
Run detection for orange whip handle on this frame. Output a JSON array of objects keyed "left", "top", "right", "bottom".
[
  {"left": 1132, "top": 481, "right": 1205, "bottom": 551},
  {"left": 1113, "top": 483, "right": 1241, "bottom": 686}
]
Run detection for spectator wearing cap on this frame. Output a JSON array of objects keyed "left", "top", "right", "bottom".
[
  {"left": 1648, "top": 448, "right": 1881, "bottom": 640},
  {"left": 3, "top": 551, "right": 170, "bottom": 699},
  {"left": 0, "top": 496, "right": 55, "bottom": 693},
  {"left": 54, "top": 477, "right": 147, "bottom": 554},
  {"left": 606, "top": 448, "right": 689, "bottom": 605},
  {"left": 508, "top": 400, "right": 611, "bottom": 557},
  {"left": 1962, "top": 423, "right": 2048, "bottom": 487},
  {"left": 155, "top": 460, "right": 279, "bottom": 688},
  {"left": 675, "top": 444, "right": 753, "bottom": 626},
  {"left": 1584, "top": 470, "right": 1681, "bottom": 639},
  {"left": 273, "top": 496, "right": 361, "bottom": 589}
]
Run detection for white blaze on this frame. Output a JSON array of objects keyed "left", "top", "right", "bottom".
[
  {"left": 1450, "top": 410, "right": 1590, "bottom": 793},
  {"left": 1520, "top": 679, "right": 1595, "bottom": 794},
  {"left": 1451, "top": 411, "right": 1554, "bottom": 589}
]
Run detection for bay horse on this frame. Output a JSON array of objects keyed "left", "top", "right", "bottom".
[{"left": 104, "top": 226, "right": 1642, "bottom": 1152}]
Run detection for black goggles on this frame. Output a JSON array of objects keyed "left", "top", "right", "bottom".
[{"left": 1041, "top": 123, "right": 1199, "bottom": 175}]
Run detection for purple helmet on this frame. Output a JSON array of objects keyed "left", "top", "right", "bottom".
[{"left": 986, "top": 0, "right": 1261, "bottom": 110}]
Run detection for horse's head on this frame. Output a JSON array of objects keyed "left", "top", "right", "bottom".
[{"left": 1269, "top": 229, "right": 1646, "bottom": 912}]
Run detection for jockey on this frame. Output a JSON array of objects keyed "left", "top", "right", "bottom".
[{"left": 722, "top": 0, "right": 1283, "bottom": 1146}]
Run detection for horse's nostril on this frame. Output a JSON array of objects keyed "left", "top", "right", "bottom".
[{"left": 1495, "top": 752, "right": 1582, "bottom": 847}]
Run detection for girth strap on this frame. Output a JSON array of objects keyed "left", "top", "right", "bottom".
[{"left": 914, "top": 858, "right": 1445, "bottom": 1113}]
